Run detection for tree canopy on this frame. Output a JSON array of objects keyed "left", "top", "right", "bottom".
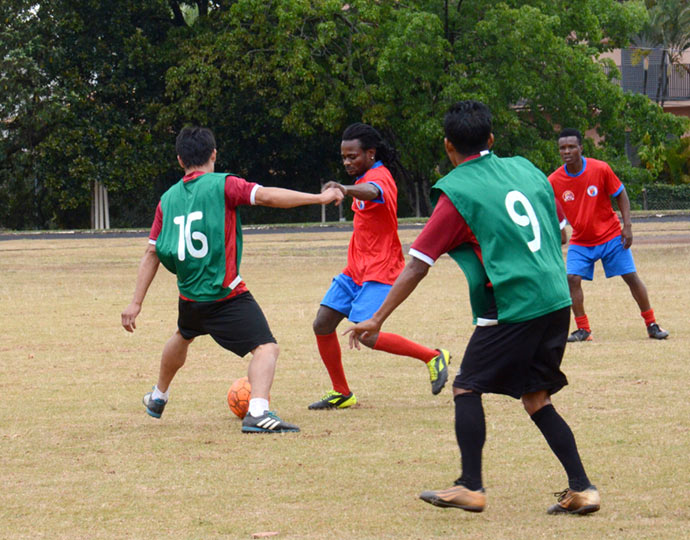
[{"left": 1, "top": 0, "right": 687, "bottom": 229}]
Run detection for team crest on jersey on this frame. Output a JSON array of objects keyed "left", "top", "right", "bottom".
[
  {"left": 562, "top": 190, "right": 575, "bottom": 202},
  {"left": 587, "top": 185, "right": 598, "bottom": 197},
  {"left": 355, "top": 198, "right": 365, "bottom": 210}
]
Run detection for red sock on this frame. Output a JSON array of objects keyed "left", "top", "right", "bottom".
[
  {"left": 574, "top": 315, "right": 590, "bottom": 332},
  {"left": 316, "top": 332, "right": 349, "bottom": 395},
  {"left": 373, "top": 332, "right": 437, "bottom": 363},
  {"left": 641, "top": 309, "right": 656, "bottom": 326}
]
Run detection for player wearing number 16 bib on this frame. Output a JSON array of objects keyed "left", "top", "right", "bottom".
[
  {"left": 121, "top": 126, "right": 343, "bottom": 434},
  {"left": 346, "top": 101, "right": 598, "bottom": 515}
]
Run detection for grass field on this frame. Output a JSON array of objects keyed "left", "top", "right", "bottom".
[{"left": 1, "top": 221, "right": 689, "bottom": 539}]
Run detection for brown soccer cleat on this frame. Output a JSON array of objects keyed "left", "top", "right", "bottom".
[
  {"left": 547, "top": 486, "right": 600, "bottom": 515},
  {"left": 419, "top": 484, "right": 486, "bottom": 513}
]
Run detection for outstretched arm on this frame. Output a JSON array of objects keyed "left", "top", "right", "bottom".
[
  {"left": 254, "top": 186, "right": 343, "bottom": 208},
  {"left": 121, "top": 244, "right": 160, "bottom": 332},
  {"left": 344, "top": 257, "right": 430, "bottom": 349},
  {"left": 322, "top": 181, "right": 380, "bottom": 201},
  {"left": 614, "top": 188, "right": 633, "bottom": 249}
]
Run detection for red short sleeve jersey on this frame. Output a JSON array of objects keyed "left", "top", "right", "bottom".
[
  {"left": 149, "top": 172, "right": 259, "bottom": 300},
  {"left": 548, "top": 157, "right": 624, "bottom": 246},
  {"left": 343, "top": 163, "right": 404, "bottom": 285},
  {"left": 409, "top": 193, "right": 479, "bottom": 265}
]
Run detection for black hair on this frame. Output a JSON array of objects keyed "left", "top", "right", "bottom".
[
  {"left": 176, "top": 126, "right": 216, "bottom": 168},
  {"left": 341, "top": 122, "right": 397, "bottom": 167},
  {"left": 443, "top": 101, "right": 492, "bottom": 155},
  {"left": 558, "top": 128, "right": 582, "bottom": 144}
]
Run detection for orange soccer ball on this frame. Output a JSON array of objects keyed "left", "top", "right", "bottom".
[{"left": 227, "top": 376, "right": 252, "bottom": 419}]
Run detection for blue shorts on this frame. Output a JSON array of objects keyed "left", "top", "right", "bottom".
[
  {"left": 320, "top": 274, "right": 392, "bottom": 323},
  {"left": 566, "top": 236, "right": 636, "bottom": 280}
]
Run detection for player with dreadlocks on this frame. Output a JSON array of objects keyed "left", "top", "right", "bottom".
[{"left": 308, "top": 123, "right": 451, "bottom": 410}]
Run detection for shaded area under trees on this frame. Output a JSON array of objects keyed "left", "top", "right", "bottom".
[{"left": 1, "top": 0, "right": 688, "bottom": 230}]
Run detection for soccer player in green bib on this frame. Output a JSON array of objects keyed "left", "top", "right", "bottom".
[
  {"left": 346, "top": 101, "right": 600, "bottom": 515},
  {"left": 121, "top": 127, "right": 343, "bottom": 433}
]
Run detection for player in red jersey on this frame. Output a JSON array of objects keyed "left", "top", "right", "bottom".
[
  {"left": 548, "top": 128, "right": 668, "bottom": 342},
  {"left": 308, "top": 123, "right": 450, "bottom": 410}
]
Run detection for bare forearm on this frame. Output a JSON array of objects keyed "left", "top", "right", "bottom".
[
  {"left": 371, "top": 259, "right": 430, "bottom": 326},
  {"left": 343, "top": 182, "right": 380, "bottom": 201},
  {"left": 323, "top": 181, "right": 380, "bottom": 201},
  {"left": 255, "top": 187, "right": 323, "bottom": 208},
  {"left": 615, "top": 188, "right": 632, "bottom": 225},
  {"left": 131, "top": 247, "right": 160, "bottom": 305}
]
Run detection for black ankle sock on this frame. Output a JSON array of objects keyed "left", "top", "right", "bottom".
[
  {"left": 530, "top": 404, "right": 591, "bottom": 491},
  {"left": 454, "top": 392, "right": 485, "bottom": 491}
]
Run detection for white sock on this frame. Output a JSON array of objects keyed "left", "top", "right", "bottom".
[
  {"left": 248, "top": 398, "right": 269, "bottom": 417},
  {"left": 152, "top": 386, "right": 168, "bottom": 402}
]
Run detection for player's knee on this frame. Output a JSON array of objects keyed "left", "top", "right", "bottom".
[
  {"left": 173, "top": 329, "right": 194, "bottom": 344},
  {"left": 622, "top": 272, "right": 642, "bottom": 287},
  {"left": 254, "top": 342, "right": 279, "bottom": 359},
  {"left": 521, "top": 392, "right": 550, "bottom": 415},
  {"left": 567, "top": 274, "right": 581, "bottom": 287},
  {"left": 313, "top": 315, "right": 334, "bottom": 335}
]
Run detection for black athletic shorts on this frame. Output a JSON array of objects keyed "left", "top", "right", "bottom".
[
  {"left": 177, "top": 291, "right": 276, "bottom": 357},
  {"left": 453, "top": 306, "right": 570, "bottom": 399}
]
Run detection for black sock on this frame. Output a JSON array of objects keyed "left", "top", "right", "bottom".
[
  {"left": 530, "top": 404, "right": 591, "bottom": 491},
  {"left": 454, "top": 392, "right": 485, "bottom": 491}
]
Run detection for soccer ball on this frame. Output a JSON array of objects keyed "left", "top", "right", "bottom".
[{"left": 227, "top": 377, "right": 252, "bottom": 419}]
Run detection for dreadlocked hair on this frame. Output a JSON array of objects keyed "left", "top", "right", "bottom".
[
  {"left": 342, "top": 122, "right": 406, "bottom": 182},
  {"left": 342, "top": 123, "right": 397, "bottom": 167}
]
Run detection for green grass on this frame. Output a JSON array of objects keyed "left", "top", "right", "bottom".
[{"left": 1, "top": 222, "right": 688, "bottom": 539}]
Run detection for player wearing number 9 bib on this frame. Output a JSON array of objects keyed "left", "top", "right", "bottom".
[
  {"left": 121, "top": 126, "right": 343, "bottom": 433},
  {"left": 346, "top": 101, "right": 599, "bottom": 515}
]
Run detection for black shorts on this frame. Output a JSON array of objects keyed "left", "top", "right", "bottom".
[
  {"left": 453, "top": 306, "right": 570, "bottom": 399},
  {"left": 177, "top": 292, "right": 276, "bottom": 357}
]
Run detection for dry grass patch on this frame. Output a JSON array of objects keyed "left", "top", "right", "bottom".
[{"left": 0, "top": 221, "right": 688, "bottom": 539}]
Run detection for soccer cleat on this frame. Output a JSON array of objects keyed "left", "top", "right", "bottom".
[
  {"left": 547, "top": 485, "right": 600, "bottom": 515},
  {"left": 647, "top": 323, "right": 669, "bottom": 340},
  {"left": 308, "top": 390, "right": 357, "bottom": 410},
  {"left": 143, "top": 391, "right": 166, "bottom": 419},
  {"left": 419, "top": 483, "right": 486, "bottom": 513},
  {"left": 427, "top": 349, "right": 450, "bottom": 395},
  {"left": 567, "top": 328, "right": 592, "bottom": 342},
  {"left": 241, "top": 411, "right": 300, "bottom": 433}
]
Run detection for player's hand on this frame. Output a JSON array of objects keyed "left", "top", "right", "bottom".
[
  {"left": 121, "top": 303, "right": 141, "bottom": 332},
  {"left": 322, "top": 181, "right": 347, "bottom": 196},
  {"left": 621, "top": 223, "right": 633, "bottom": 249},
  {"left": 320, "top": 186, "right": 345, "bottom": 206},
  {"left": 343, "top": 319, "right": 381, "bottom": 350}
]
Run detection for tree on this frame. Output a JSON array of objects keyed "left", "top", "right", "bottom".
[
  {"left": 1, "top": 0, "right": 687, "bottom": 228},
  {"left": 0, "top": 0, "right": 191, "bottom": 228},
  {"left": 635, "top": 0, "right": 690, "bottom": 105}
]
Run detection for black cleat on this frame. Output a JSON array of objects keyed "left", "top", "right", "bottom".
[
  {"left": 241, "top": 411, "right": 300, "bottom": 433},
  {"left": 428, "top": 349, "right": 450, "bottom": 395},
  {"left": 647, "top": 323, "right": 669, "bottom": 340},
  {"left": 307, "top": 390, "right": 357, "bottom": 410},
  {"left": 567, "top": 328, "right": 592, "bottom": 342},
  {"left": 143, "top": 391, "right": 166, "bottom": 419}
]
